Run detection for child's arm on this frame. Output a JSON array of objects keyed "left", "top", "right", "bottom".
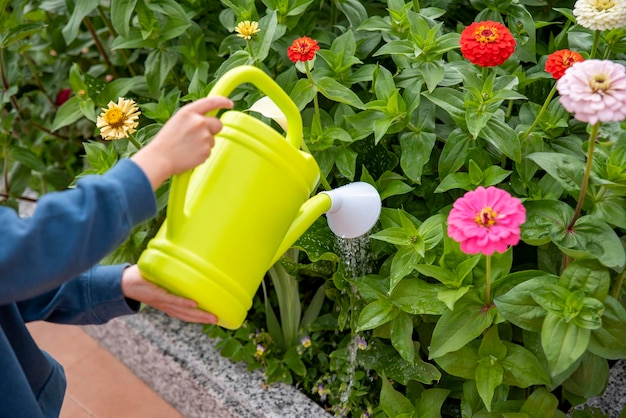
[{"left": 0, "top": 97, "right": 232, "bottom": 305}]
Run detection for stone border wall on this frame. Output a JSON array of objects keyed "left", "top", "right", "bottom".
[{"left": 83, "top": 308, "right": 330, "bottom": 418}]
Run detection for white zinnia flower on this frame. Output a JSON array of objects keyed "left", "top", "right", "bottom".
[
  {"left": 573, "top": 0, "right": 626, "bottom": 31},
  {"left": 96, "top": 97, "right": 141, "bottom": 140},
  {"left": 557, "top": 59, "right": 626, "bottom": 124}
]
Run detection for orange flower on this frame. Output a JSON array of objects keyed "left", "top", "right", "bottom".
[
  {"left": 287, "top": 36, "right": 320, "bottom": 63},
  {"left": 459, "top": 21, "right": 516, "bottom": 67},
  {"left": 545, "top": 49, "right": 584, "bottom": 80}
]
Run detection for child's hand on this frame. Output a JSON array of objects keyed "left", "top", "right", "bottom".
[
  {"left": 132, "top": 96, "right": 234, "bottom": 189},
  {"left": 121, "top": 265, "right": 218, "bottom": 324}
]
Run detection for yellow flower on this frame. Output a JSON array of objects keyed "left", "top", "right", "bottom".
[
  {"left": 234, "top": 21, "right": 260, "bottom": 40},
  {"left": 96, "top": 97, "right": 140, "bottom": 140}
]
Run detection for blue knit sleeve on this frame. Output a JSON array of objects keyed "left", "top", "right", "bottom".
[
  {"left": 0, "top": 159, "right": 157, "bottom": 304},
  {"left": 17, "top": 264, "right": 139, "bottom": 324}
]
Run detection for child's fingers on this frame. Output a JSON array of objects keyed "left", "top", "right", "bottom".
[{"left": 182, "top": 96, "right": 233, "bottom": 115}]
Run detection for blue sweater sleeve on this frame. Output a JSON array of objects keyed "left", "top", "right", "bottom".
[
  {"left": 0, "top": 159, "right": 157, "bottom": 305},
  {"left": 17, "top": 264, "right": 139, "bottom": 324}
]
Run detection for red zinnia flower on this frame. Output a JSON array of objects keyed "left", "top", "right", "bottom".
[
  {"left": 287, "top": 36, "right": 320, "bottom": 63},
  {"left": 545, "top": 49, "right": 584, "bottom": 80},
  {"left": 459, "top": 21, "right": 516, "bottom": 67},
  {"left": 55, "top": 89, "right": 71, "bottom": 106}
]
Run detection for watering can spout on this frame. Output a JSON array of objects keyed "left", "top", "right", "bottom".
[{"left": 272, "top": 182, "right": 382, "bottom": 265}]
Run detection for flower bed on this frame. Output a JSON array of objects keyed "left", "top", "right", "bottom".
[{"left": 3, "top": 0, "right": 626, "bottom": 416}]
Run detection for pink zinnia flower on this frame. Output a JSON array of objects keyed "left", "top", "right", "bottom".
[
  {"left": 557, "top": 59, "right": 626, "bottom": 124},
  {"left": 447, "top": 186, "right": 526, "bottom": 256}
]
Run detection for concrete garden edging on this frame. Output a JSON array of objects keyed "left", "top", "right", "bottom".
[{"left": 83, "top": 308, "right": 331, "bottom": 418}]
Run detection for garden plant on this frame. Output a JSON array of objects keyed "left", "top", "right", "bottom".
[{"left": 2, "top": 0, "right": 626, "bottom": 417}]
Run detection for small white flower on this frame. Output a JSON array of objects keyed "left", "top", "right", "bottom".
[{"left": 573, "top": 0, "right": 626, "bottom": 31}]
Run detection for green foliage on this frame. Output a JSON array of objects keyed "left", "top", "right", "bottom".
[{"left": 3, "top": 0, "right": 626, "bottom": 417}]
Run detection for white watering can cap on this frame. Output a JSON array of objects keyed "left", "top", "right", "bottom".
[{"left": 321, "top": 182, "right": 382, "bottom": 239}]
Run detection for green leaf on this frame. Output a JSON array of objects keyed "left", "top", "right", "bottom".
[
  {"left": 501, "top": 342, "right": 551, "bottom": 387},
  {"left": 380, "top": 374, "right": 416, "bottom": 418},
  {"left": 110, "top": 0, "right": 138, "bottom": 38},
  {"left": 475, "top": 357, "right": 503, "bottom": 411},
  {"left": 11, "top": 147, "right": 46, "bottom": 173},
  {"left": 51, "top": 96, "right": 83, "bottom": 131},
  {"left": 357, "top": 298, "right": 399, "bottom": 331},
  {"left": 520, "top": 200, "right": 573, "bottom": 246},
  {"left": 552, "top": 215, "right": 626, "bottom": 271},
  {"left": 588, "top": 296, "right": 626, "bottom": 359},
  {"left": 390, "top": 246, "right": 422, "bottom": 290},
  {"left": 371, "top": 227, "right": 409, "bottom": 246},
  {"left": 414, "top": 264, "right": 458, "bottom": 287},
  {"left": 429, "top": 293, "right": 496, "bottom": 359},
  {"left": 0, "top": 23, "right": 45, "bottom": 48},
  {"left": 400, "top": 131, "right": 436, "bottom": 184},
  {"left": 479, "top": 116, "right": 522, "bottom": 162},
  {"left": 416, "top": 61, "right": 445, "bottom": 93},
  {"left": 526, "top": 152, "right": 585, "bottom": 195},
  {"left": 466, "top": 107, "right": 492, "bottom": 139},
  {"left": 253, "top": 11, "right": 278, "bottom": 62},
  {"left": 335, "top": 0, "right": 368, "bottom": 28},
  {"left": 283, "top": 346, "right": 306, "bottom": 376},
  {"left": 438, "top": 129, "right": 472, "bottom": 179},
  {"left": 435, "top": 172, "right": 472, "bottom": 192},
  {"left": 414, "top": 388, "right": 451, "bottom": 418},
  {"left": 541, "top": 311, "right": 590, "bottom": 376},
  {"left": 290, "top": 78, "right": 318, "bottom": 110},
  {"left": 391, "top": 312, "right": 416, "bottom": 363},
  {"left": 390, "top": 278, "right": 446, "bottom": 315},
  {"left": 360, "top": 340, "right": 442, "bottom": 385},
  {"left": 145, "top": 49, "right": 178, "bottom": 96},
  {"left": 62, "top": 0, "right": 99, "bottom": 44},
  {"left": 559, "top": 260, "right": 610, "bottom": 300},
  {"left": 435, "top": 341, "right": 479, "bottom": 379},
  {"left": 519, "top": 388, "right": 559, "bottom": 418},
  {"left": 316, "top": 77, "right": 364, "bottom": 109},
  {"left": 562, "top": 353, "right": 609, "bottom": 399},
  {"left": 494, "top": 276, "right": 557, "bottom": 332},
  {"left": 423, "top": 88, "right": 467, "bottom": 127}
]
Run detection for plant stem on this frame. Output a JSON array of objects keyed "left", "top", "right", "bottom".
[
  {"left": 83, "top": 17, "right": 114, "bottom": 72},
  {"left": 96, "top": 6, "right": 137, "bottom": 77},
  {"left": 590, "top": 30, "right": 601, "bottom": 59},
  {"left": 304, "top": 61, "right": 322, "bottom": 136},
  {"left": 566, "top": 123, "right": 599, "bottom": 231},
  {"left": 485, "top": 255, "right": 492, "bottom": 305},
  {"left": 2, "top": 144, "right": 9, "bottom": 198},
  {"left": 22, "top": 52, "right": 56, "bottom": 107},
  {"left": 521, "top": 83, "right": 557, "bottom": 139},
  {"left": 412, "top": 0, "right": 421, "bottom": 12},
  {"left": 127, "top": 134, "right": 142, "bottom": 150},
  {"left": 0, "top": 49, "right": 23, "bottom": 120},
  {"left": 481, "top": 66, "right": 489, "bottom": 81},
  {"left": 302, "top": 61, "right": 332, "bottom": 191}
]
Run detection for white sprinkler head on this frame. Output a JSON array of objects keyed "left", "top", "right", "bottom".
[{"left": 321, "top": 182, "right": 382, "bottom": 239}]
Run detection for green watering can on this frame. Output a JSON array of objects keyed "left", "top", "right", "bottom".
[{"left": 137, "top": 65, "right": 381, "bottom": 329}]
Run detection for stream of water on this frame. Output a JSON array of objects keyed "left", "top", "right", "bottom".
[{"left": 334, "top": 235, "right": 373, "bottom": 416}]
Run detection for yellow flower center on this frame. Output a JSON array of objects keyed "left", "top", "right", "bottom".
[
  {"left": 590, "top": 74, "right": 611, "bottom": 92},
  {"left": 103, "top": 107, "right": 125, "bottom": 128},
  {"left": 593, "top": 0, "right": 615, "bottom": 11},
  {"left": 475, "top": 26, "right": 499, "bottom": 43},
  {"left": 475, "top": 207, "right": 498, "bottom": 227}
]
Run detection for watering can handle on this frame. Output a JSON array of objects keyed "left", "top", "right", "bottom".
[{"left": 167, "top": 66, "right": 303, "bottom": 236}]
